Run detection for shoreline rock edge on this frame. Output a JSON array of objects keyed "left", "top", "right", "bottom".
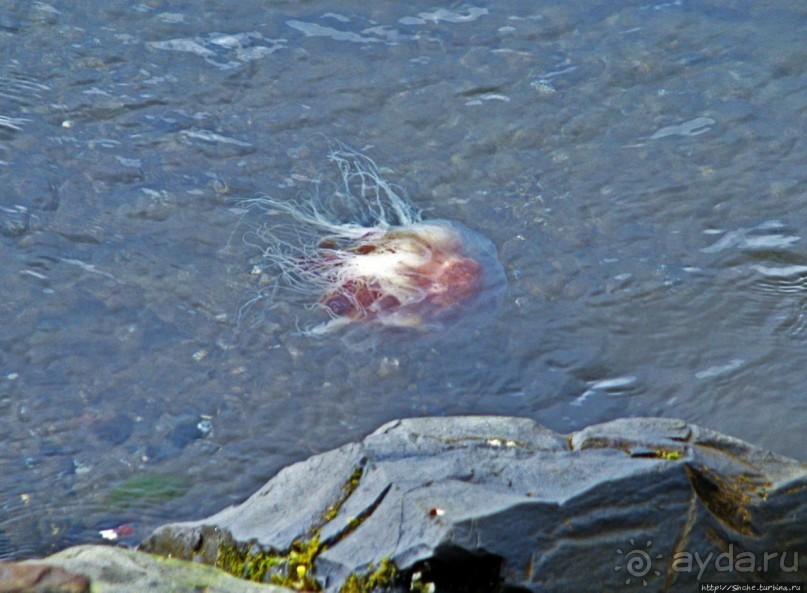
[{"left": 138, "top": 416, "right": 805, "bottom": 592}]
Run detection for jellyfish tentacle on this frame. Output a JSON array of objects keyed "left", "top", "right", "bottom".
[{"left": 243, "top": 141, "right": 504, "bottom": 334}]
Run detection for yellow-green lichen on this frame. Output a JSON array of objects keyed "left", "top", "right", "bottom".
[
  {"left": 338, "top": 558, "right": 399, "bottom": 593},
  {"left": 323, "top": 467, "right": 364, "bottom": 523},
  {"left": 215, "top": 538, "right": 281, "bottom": 584},
  {"left": 214, "top": 465, "right": 371, "bottom": 591},
  {"left": 627, "top": 447, "right": 684, "bottom": 461},
  {"left": 656, "top": 449, "right": 683, "bottom": 461},
  {"left": 269, "top": 536, "right": 322, "bottom": 591},
  {"left": 215, "top": 535, "right": 322, "bottom": 590}
]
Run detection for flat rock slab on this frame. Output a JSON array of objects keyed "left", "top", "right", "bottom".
[
  {"left": 141, "top": 416, "right": 806, "bottom": 592},
  {"left": 18, "top": 545, "right": 289, "bottom": 593}
]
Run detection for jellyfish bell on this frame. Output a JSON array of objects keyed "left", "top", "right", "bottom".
[
  {"left": 245, "top": 142, "right": 506, "bottom": 336},
  {"left": 315, "top": 220, "right": 502, "bottom": 329}
]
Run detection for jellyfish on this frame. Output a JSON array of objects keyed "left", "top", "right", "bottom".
[{"left": 244, "top": 141, "right": 506, "bottom": 335}]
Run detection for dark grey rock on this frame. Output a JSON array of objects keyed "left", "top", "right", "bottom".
[{"left": 140, "top": 416, "right": 806, "bottom": 593}]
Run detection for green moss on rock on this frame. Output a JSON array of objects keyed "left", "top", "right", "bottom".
[
  {"left": 215, "top": 534, "right": 322, "bottom": 590},
  {"left": 323, "top": 467, "right": 364, "bottom": 523},
  {"left": 269, "top": 536, "right": 322, "bottom": 591},
  {"left": 213, "top": 465, "right": 371, "bottom": 591},
  {"left": 338, "top": 558, "right": 398, "bottom": 593}
]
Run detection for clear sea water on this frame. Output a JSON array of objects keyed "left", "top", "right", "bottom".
[{"left": 1, "top": 0, "right": 805, "bottom": 558}]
